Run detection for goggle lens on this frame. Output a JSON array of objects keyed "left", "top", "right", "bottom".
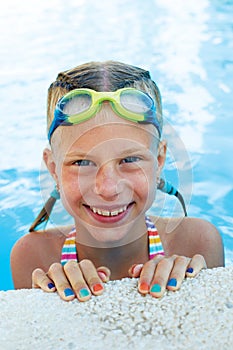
[
  {"left": 120, "top": 90, "right": 153, "bottom": 114},
  {"left": 62, "top": 93, "right": 92, "bottom": 115}
]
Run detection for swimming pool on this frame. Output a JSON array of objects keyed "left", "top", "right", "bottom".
[{"left": 1, "top": 0, "right": 232, "bottom": 290}]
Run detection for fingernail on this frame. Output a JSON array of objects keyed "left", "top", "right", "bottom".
[
  {"left": 186, "top": 267, "right": 194, "bottom": 273},
  {"left": 64, "top": 288, "right": 75, "bottom": 297},
  {"left": 167, "top": 278, "right": 177, "bottom": 287},
  {"left": 93, "top": 283, "right": 103, "bottom": 292},
  {"left": 132, "top": 264, "right": 143, "bottom": 275},
  {"left": 79, "top": 288, "right": 90, "bottom": 298},
  {"left": 150, "top": 284, "right": 161, "bottom": 293},
  {"left": 98, "top": 271, "right": 107, "bottom": 281},
  {"left": 139, "top": 282, "right": 149, "bottom": 292},
  {"left": 48, "top": 282, "right": 55, "bottom": 289}
]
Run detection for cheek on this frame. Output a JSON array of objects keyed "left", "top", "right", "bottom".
[
  {"left": 58, "top": 165, "right": 98, "bottom": 207},
  {"left": 131, "top": 165, "right": 157, "bottom": 200},
  {"left": 58, "top": 168, "right": 86, "bottom": 210}
]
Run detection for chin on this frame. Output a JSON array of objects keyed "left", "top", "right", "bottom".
[
  {"left": 75, "top": 210, "right": 147, "bottom": 248},
  {"left": 76, "top": 223, "right": 143, "bottom": 249},
  {"left": 82, "top": 228, "right": 130, "bottom": 248}
]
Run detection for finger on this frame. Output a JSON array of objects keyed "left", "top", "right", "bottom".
[
  {"left": 138, "top": 255, "right": 165, "bottom": 295},
  {"left": 165, "top": 256, "right": 190, "bottom": 291},
  {"left": 128, "top": 264, "right": 143, "bottom": 278},
  {"left": 79, "top": 259, "right": 105, "bottom": 296},
  {"left": 96, "top": 266, "right": 111, "bottom": 282},
  {"left": 63, "top": 260, "right": 92, "bottom": 302},
  {"left": 186, "top": 254, "right": 207, "bottom": 277},
  {"left": 149, "top": 255, "right": 177, "bottom": 297},
  {"left": 48, "top": 262, "right": 76, "bottom": 301},
  {"left": 32, "top": 268, "right": 56, "bottom": 292}
]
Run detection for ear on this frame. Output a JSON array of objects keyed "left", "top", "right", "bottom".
[
  {"left": 43, "top": 148, "right": 59, "bottom": 184},
  {"left": 157, "top": 140, "right": 167, "bottom": 174}
]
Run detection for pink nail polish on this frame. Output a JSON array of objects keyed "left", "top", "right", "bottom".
[
  {"left": 98, "top": 271, "right": 107, "bottom": 281},
  {"left": 132, "top": 264, "right": 143, "bottom": 275}
]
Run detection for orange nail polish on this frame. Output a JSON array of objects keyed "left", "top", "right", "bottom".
[
  {"left": 93, "top": 283, "right": 103, "bottom": 292},
  {"left": 140, "top": 282, "right": 149, "bottom": 292}
]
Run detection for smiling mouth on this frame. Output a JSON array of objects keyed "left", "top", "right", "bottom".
[{"left": 90, "top": 205, "right": 128, "bottom": 217}]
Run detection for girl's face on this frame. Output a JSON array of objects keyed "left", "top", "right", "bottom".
[{"left": 45, "top": 104, "right": 166, "bottom": 247}]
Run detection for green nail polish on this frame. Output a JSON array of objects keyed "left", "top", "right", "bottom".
[
  {"left": 79, "top": 288, "right": 90, "bottom": 298},
  {"left": 150, "top": 284, "right": 161, "bottom": 293}
]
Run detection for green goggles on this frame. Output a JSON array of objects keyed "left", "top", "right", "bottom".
[{"left": 48, "top": 88, "right": 161, "bottom": 141}]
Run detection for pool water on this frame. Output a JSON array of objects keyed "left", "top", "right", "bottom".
[{"left": 0, "top": 0, "right": 232, "bottom": 290}]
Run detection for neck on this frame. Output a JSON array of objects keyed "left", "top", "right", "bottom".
[{"left": 76, "top": 231, "right": 149, "bottom": 280}]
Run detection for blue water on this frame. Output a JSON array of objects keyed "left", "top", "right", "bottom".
[{"left": 1, "top": 0, "right": 233, "bottom": 290}]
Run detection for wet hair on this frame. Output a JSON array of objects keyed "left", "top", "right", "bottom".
[
  {"left": 29, "top": 61, "right": 163, "bottom": 232},
  {"left": 47, "top": 60, "right": 163, "bottom": 133}
]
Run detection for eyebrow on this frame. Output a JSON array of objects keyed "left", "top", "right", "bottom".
[
  {"left": 65, "top": 146, "right": 149, "bottom": 159},
  {"left": 65, "top": 151, "right": 89, "bottom": 159}
]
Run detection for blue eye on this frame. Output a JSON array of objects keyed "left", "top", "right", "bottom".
[
  {"left": 121, "top": 156, "right": 141, "bottom": 164},
  {"left": 74, "top": 159, "right": 95, "bottom": 166}
]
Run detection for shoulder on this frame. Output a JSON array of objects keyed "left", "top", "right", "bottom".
[
  {"left": 10, "top": 226, "right": 73, "bottom": 289},
  {"left": 150, "top": 216, "right": 225, "bottom": 268},
  {"left": 11, "top": 226, "right": 69, "bottom": 259}
]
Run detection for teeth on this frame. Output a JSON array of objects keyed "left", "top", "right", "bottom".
[
  {"left": 91, "top": 205, "right": 127, "bottom": 217},
  {"left": 110, "top": 210, "right": 119, "bottom": 216}
]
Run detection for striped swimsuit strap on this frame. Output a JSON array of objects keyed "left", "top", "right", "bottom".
[
  {"left": 61, "top": 216, "right": 164, "bottom": 266},
  {"left": 145, "top": 216, "right": 165, "bottom": 259}
]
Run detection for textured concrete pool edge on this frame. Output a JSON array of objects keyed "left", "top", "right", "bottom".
[{"left": 1, "top": 267, "right": 233, "bottom": 350}]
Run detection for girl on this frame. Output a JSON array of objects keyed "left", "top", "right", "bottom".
[{"left": 11, "top": 61, "right": 224, "bottom": 301}]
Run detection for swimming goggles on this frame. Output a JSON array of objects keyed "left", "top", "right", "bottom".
[{"left": 48, "top": 88, "right": 161, "bottom": 141}]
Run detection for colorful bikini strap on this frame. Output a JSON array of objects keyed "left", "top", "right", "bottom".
[
  {"left": 146, "top": 216, "right": 165, "bottom": 259},
  {"left": 61, "top": 228, "right": 77, "bottom": 266}
]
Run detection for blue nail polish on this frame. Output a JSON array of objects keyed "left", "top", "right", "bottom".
[
  {"left": 186, "top": 267, "right": 194, "bottom": 273},
  {"left": 150, "top": 284, "right": 161, "bottom": 293},
  {"left": 48, "top": 282, "right": 55, "bottom": 289},
  {"left": 79, "top": 288, "right": 90, "bottom": 298},
  {"left": 167, "top": 278, "right": 177, "bottom": 287},
  {"left": 64, "top": 288, "right": 75, "bottom": 297}
]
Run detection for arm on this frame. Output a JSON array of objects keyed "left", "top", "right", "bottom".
[
  {"left": 198, "top": 219, "right": 225, "bottom": 267},
  {"left": 170, "top": 217, "right": 225, "bottom": 268},
  {"left": 129, "top": 217, "right": 224, "bottom": 298},
  {"left": 11, "top": 232, "right": 111, "bottom": 302},
  {"left": 10, "top": 234, "right": 42, "bottom": 289},
  {"left": 10, "top": 225, "right": 75, "bottom": 289}
]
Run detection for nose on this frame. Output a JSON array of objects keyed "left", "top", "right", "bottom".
[{"left": 94, "top": 163, "right": 122, "bottom": 200}]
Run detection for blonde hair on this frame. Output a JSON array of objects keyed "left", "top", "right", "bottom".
[{"left": 47, "top": 60, "right": 163, "bottom": 133}]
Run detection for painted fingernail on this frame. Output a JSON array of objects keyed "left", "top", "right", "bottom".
[
  {"left": 167, "top": 278, "right": 177, "bottom": 287},
  {"left": 150, "top": 284, "right": 161, "bottom": 293},
  {"left": 98, "top": 271, "right": 108, "bottom": 281},
  {"left": 93, "top": 283, "right": 103, "bottom": 292},
  {"left": 132, "top": 264, "right": 143, "bottom": 275},
  {"left": 79, "top": 288, "right": 90, "bottom": 298},
  {"left": 140, "top": 282, "right": 149, "bottom": 292},
  {"left": 64, "top": 288, "right": 75, "bottom": 297},
  {"left": 48, "top": 282, "right": 55, "bottom": 289},
  {"left": 186, "top": 267, "right": 194, "bottom": 273}
]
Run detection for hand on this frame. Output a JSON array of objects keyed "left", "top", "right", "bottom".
[
  {"left": 32, "top": 260, "right": 111, "bottom": 302},
  {"left": 128, "top": 254, "right": 207, "bottom": 297}
]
